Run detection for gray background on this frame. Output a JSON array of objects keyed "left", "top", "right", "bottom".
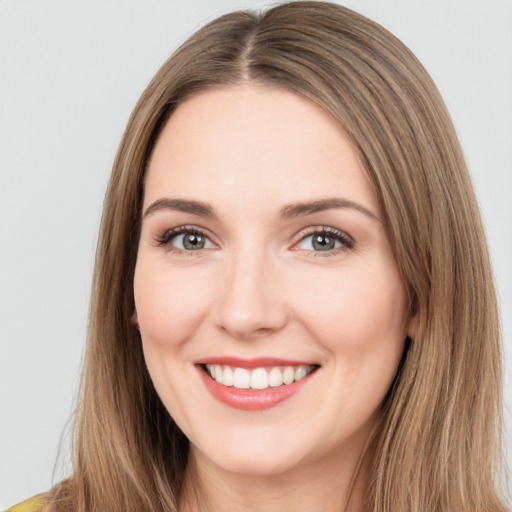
[{"left": 1, "top": 0, "right": 511, "bottom": 506}]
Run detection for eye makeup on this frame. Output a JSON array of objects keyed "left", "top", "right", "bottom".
[
  {"left": 154, "top": 224, "right": 217, "bottom": 252},
  {"left": 290, "top": 226, "right": 354, "bottom": 256},
  {"left": 152, "top": 223, "right": 354, "bottom": 258}
]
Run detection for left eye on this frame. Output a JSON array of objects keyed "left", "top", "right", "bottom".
[
  {"left": 296, "top": 231, "right": 350, "bottom": 252},
  {"left": 171, "top": 232, "right": 214, "bottom": 250}
]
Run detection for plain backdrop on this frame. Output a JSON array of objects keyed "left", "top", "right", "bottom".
[{"left": 1, "top": 0, "right": 511, "bottom": 506}]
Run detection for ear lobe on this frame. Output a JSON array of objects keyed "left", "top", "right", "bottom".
[{"left": 131, "top": 309, "right": 140, "bottom": 330}]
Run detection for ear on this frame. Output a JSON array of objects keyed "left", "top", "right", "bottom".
[{"left": 131, "top": 309, "right": 140, "bottom": 330}]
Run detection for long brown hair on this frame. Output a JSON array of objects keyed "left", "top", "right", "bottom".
[{"left": 46, "top": 2, "right": 506, "bottom": 511}]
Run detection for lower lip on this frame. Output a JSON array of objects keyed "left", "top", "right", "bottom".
[{"left": 198, "top": 366, "right": 314, "bottom": 411}]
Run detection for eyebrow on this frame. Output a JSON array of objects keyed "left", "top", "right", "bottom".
[
  {"left": 279, "top": 198, "right": 380, "bottom": 222},
  {"left": 143, "top": 198, "right": 216, "bottom": 219},
  {"left": 142, "top": 197, "right": 379, "bottom": 222}
]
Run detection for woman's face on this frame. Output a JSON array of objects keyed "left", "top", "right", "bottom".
[{"left": 134, "top": 85, "right": 412, "bottom": 477}]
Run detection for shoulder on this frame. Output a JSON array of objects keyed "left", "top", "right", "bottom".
[{"left": 5, "top": 495, "right": 46, "bottom": 512}]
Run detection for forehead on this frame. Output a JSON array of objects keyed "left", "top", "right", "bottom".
[{"left": 144, "top": 85, "right": 378, "bottom": 215}]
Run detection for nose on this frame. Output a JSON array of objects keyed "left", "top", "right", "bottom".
[{"left": 213, "top": 249, "right": 289, "bottom": 340}]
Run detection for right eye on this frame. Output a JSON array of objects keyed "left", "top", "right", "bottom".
[{"left": 156, "top": 227, "right": 215, "bottom": 252}]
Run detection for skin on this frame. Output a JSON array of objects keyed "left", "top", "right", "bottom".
[{"left": 133, "top": 85, "right": 414, "bottom": 512}]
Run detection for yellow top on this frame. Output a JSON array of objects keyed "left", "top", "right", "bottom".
[{"left": 5, "top": 495, "right": 45, "bottom": 512}]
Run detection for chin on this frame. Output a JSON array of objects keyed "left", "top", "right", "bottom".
[
  {"left": 209, "top": 451, "right": 305, "bottom": 478},
  {"left": 191, "top": 428, "right": 312, "bottom": 478}
]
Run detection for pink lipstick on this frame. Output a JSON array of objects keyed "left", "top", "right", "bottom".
[{"left": 195, "top": 357, "right": 318, "bottom": 411}]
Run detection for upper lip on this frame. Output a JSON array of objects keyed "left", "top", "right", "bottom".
[{"left": 194, "top": 357, "right": 319, "bottom": 369}]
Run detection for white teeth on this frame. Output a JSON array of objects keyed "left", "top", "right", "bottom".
[
  {"left": 204, "top": 363, "right": 315, "bottom": 390},
  {"left": 268, "top": 367, "right": 283, "bottom": 387},
  {"left": 223, "top": 366, "right": 234, "bottom": 387},
  {"left": 282, "top": 366, "right": 295, "bottom": 385},
  {"left": 295, "top": 366, "right": 308, "bottom": 381},
  {"left": 250, "top": 368, "right": 268, "bottom": 390},
  {"left": 233, "top": 368, "right": 250, "bottom": 389}
]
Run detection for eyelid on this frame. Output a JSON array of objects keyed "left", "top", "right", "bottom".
[
  {"left": 153, "top": 224, "right": 354, "bottom": 255},
  {"left": 290, "top": 225, "right": 354, "bottom": 253},
  {"left": 154, "top": 224, "right": 219, "bottom": 250}
]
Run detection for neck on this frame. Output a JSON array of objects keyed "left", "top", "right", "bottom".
[{"left": 179, "top": 439, "right": 372, "bottom": 512}]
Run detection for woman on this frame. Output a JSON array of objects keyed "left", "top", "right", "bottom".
[{"left": 8, "top": 1, "right": 508, "bottom": 511}]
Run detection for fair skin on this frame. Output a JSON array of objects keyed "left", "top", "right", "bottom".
[{"left": 133, "top": 85, "right": 413, "bottom": 512}]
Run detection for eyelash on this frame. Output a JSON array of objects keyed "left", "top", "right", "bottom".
[
  {"left": 293, "top": 226, "right": 354, "bottom": 256},
  {"left": 155, "top": 225, "right": 215, "bottom": 252},
  {"left": 154, "top": 225, "right": 354, "bottom": 256}
]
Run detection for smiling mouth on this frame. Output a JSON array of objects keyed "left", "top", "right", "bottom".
[{"left": 201, "top": 363, "right": 319, "bottom": 391}]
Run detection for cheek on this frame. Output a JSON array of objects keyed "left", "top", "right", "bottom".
[
  {"left": 292, "top": 265, "right": 408, "bottom": 353},
  {"left": 133, "top": 262, "right": 214, "bottom": 349},
  {"left": 290, "top": 266, "right": 408, "bottom": 429}
]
